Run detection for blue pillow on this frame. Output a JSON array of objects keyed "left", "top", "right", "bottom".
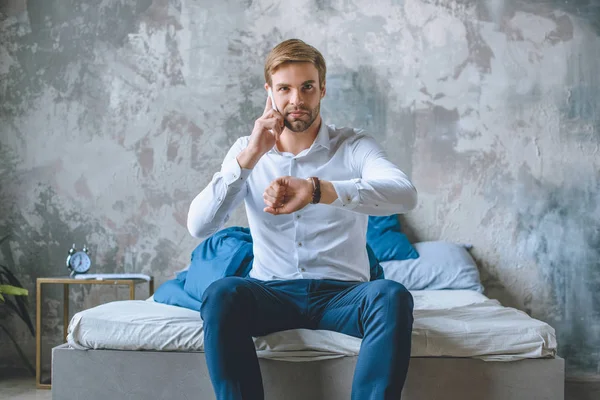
[
  {"left": 367, "top": 215, "right": 419, "bottom": 261},
  {"left": 183, "top": 227, "right": 254, "bottom": 301},
  {"left": 153, "top": 271, "right": 203, "bottom": 312}
]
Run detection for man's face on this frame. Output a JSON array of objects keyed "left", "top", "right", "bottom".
[{"left": 268, "top": 62, "right": 326, "bottom": 133}]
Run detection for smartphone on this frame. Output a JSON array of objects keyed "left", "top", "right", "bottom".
[
  {"left": 267, "top": 88, "right": 280, "bottom": 141},
  {"left": 267, "top": 88, "right": 278, "bottom": 112}
]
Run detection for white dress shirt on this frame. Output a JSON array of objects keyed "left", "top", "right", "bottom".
[{"left": 187, "top": 123, "right": 417, "bottom": 282}]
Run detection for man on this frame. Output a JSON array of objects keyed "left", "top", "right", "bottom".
[{"left": 187, "top": 38, "right": 418, "bottom": 400}]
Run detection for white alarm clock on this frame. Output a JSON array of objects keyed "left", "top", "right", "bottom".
[{"left": 66, "top": 244, "right": 91, "bottom": 277}]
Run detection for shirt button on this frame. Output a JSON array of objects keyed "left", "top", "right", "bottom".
[
  {"left": 300, "top": 267, "right": 306, "bottom": 272},
  {"left": 346, "top": 196, "right": 351, "bottom": 202},
  {"left": 296, "top": 214, "right": 301, "bottom": 219},
  {"left": 297, "top": 242, "right": 302, "bottom": 247}
]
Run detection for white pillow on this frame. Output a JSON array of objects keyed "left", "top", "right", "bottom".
[{"left": 381, "top": 241, "right": 484, "bottom": 292}]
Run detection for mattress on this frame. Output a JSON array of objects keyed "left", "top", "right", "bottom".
[{"left": 67, "top": 290, "right": 557, "bottom": 362}]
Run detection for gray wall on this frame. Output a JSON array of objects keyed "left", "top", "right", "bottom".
[{"left": 1, "top": 0, "right": 599, "bottom": 379}]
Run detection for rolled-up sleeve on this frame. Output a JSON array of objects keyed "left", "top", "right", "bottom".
[{"left": 329, "top": 134, "right": 417, "bottom": 215}]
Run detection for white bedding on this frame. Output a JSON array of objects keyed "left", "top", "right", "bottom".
[{"left": 67, "top": 290, "right": 557, "bottom": 362}]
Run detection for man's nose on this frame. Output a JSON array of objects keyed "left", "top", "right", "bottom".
[{"left": 290, "top": 89, "right": 304, "bottom": 106}]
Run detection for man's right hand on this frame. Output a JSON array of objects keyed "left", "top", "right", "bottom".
[{"left": 237, "top": 95, "right": 284, "bottom": 169}]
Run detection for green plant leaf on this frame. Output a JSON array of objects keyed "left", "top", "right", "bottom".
[
  {"left": 0, "top": 265, "right": 33, "bottom": 332},
  {"left": 0, "top": 285, "right": 28, "bottom": 296},
  {"left": 0, "top": 292, "right": 3, "bottom": 302},
  {"left": 0, "top": 265, "right": 27, "bottom": 292},
  {"left": 0, "top": 235, "right": 35, "bottom": 336}
]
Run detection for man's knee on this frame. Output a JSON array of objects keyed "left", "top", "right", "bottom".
[
  {"left": 200, "top": 277, "right": 251, "bottom": 322},
  {"left": 368, "top": 279, "right": 414, "bottom": 313}
]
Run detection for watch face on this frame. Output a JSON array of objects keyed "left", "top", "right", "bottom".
[{"left": 69, "top": 251, "right": 91, "bottom": 273}]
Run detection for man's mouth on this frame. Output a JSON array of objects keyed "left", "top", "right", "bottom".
[{"left": 288, "top": 111, "right": 308, "bottom": 118}]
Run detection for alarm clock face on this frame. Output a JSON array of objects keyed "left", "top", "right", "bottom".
[{"left": 69, "top": 251, "right": 91, "bottom": 273}]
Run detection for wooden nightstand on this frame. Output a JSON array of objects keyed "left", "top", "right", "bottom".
[{"left": 35, "top": 276, "right": 154, "bottom": 389}]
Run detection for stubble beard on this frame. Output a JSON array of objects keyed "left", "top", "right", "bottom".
[{"left": 284, "top": 102, "right": 321, "bottom": 133}]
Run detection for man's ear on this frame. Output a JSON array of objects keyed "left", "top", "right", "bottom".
[
  {"left": 264, "top": 83, "right": 270, "bottom": 92},
  {"left": 321, "top": 83, "right": 326, "bottom": 98}
]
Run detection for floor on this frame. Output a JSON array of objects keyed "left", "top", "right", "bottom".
[
  {"left": 0, "top": 377, "right": 51, "bottom": 400},
  {"left": 1, "top": 376, "right": 599, "bottom": 399},
  {"left": 564, "top": 379, "right": 600, "bottom": 400}
]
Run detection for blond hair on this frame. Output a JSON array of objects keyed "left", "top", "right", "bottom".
[{"left": 264, "top": 39, "right": 326, "bottom": 88}]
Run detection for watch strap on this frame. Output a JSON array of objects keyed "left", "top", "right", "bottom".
[{"left": 309, "top": 177, "right": 321, "bottom": 204}]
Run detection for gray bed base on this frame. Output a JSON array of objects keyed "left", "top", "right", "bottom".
[{"left": 52, "top": 344, "right": 564, "bottom": 400}]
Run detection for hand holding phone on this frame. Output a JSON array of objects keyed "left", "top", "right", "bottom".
[{"left": 238, "top": 88, "right": 284, "bottom": 168}]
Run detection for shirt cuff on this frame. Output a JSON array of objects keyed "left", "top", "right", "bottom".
[
  {"left": 222, "top": 158, "right": 252, "bottom": 188},
  {"left": 330, "top": 179, "right": 361, "bottom": 210}
]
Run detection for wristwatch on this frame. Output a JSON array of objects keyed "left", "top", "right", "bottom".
[{"left": 308, "top": 177, "right": 321, "bottom": 204}]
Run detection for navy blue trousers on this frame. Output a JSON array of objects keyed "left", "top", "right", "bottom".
[{"left": 200, "top": 277, "right": 414, "bottom": 400}]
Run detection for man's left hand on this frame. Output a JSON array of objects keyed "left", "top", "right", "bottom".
[{"left": 263, "top": 176, "right": 313, "bottom": 215}]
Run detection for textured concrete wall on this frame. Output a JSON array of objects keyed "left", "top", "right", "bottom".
[{"left": 1, "top": 0, "right": 599, "bottom": 378}]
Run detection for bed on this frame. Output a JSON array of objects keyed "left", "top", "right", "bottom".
[{"left": 51, "top": 289, "right": 564, "bottom": 400}]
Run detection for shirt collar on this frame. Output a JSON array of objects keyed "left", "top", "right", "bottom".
[
  {"left": 269, "top": 121, "right": 330, "bottom": 155},
  {"left": 313, "top": 121, "right": 331, "bottom": 150}
]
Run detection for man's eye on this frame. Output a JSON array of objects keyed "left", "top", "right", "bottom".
[
  {"left": 304, "top": 85, "right": 313, "bottom": 90},
  {"left": 278, "top": 87, "right": 289, "bottom": 92}
]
